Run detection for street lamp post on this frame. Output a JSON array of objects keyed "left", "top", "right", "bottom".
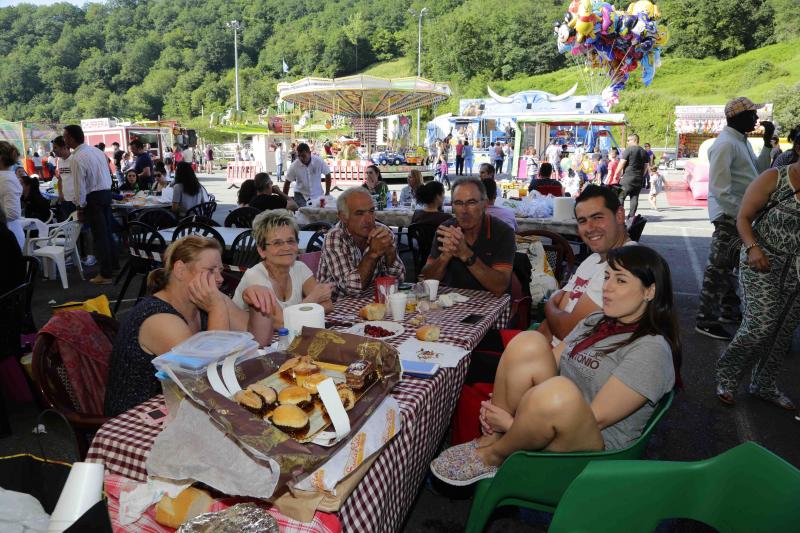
[
  {"left": 227, "top": 20, "right": 242, "bottom": 148},
  {"left": 408, "top": 7, "right": 428, "bottom": 147}
]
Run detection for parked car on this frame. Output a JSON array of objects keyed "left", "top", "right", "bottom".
[{"left": 371, "top": 150, "right": 406, "bottom": 166}]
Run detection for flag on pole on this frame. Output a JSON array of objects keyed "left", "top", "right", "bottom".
[{"left": 282, "top": 59, "right": 289, "bottom": 74}]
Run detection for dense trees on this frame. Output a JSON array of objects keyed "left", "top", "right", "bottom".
[{"left": 0, "top": 0, "right": 794, "bottom": 122}]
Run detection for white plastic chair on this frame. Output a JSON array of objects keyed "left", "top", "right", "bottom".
[{"left": 29, "top": 220, "right": 84, "bottom": 289}]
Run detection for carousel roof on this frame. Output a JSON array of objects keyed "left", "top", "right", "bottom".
[{"left": 277, "top": 75, "right": 451, "bottom": 117}]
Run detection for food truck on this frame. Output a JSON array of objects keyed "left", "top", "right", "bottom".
[{"left": 81, "top": 118, "right": 191, "bottom": 167}]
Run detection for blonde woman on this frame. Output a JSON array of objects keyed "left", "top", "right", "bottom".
[
  {"left": 104, "top": 236, "right": 277, "bottom": 416},
  {"left": 233, "top": 210, "right": 333, "bottom": 327}
]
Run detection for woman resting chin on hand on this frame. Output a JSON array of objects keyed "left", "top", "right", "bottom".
[{"left": 103, "top": 235, "right": 278, "bottom": 417}]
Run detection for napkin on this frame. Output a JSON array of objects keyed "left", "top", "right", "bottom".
[
  {"left": 395, "top": 338, "right": 470, "bottom": 368},
  {"left": 118, "top": 477, "right": 192, "bottom": 525}
]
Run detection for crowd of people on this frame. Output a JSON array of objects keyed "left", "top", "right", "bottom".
[{"left": 4, "top": 95, "right": 800, "bottom": 504}]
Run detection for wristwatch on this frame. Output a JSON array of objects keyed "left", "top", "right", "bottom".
[
  {"left": 744, "top": 242, "right": 759, "bottom": 254},
  {"left": 464, "top": 254, "right": 477, "bottom": 266}
]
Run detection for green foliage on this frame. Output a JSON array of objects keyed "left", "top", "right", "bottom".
[{"left": 769, "top": 82, "right": 800, "bottom": 134}]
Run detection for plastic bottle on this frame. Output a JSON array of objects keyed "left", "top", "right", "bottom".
[
  {"left": 391, "top": 190, "right": 398, "bottom": 206},
  {"left": 385, "top": 191, "right": 392, "bottom": 208},
  {"left": 276, "top": 328, "right": 290, "bottom": 351}
]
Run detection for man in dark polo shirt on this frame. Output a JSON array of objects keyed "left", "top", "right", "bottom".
[
  {"left": 421, "top": 176, "right": 515, "bottom": 296},
  {"left": 249, "top": 172, "right": 296, "bottom": 212}
]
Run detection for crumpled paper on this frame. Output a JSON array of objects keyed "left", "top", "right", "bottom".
[
  {"left": 118, "top": 477, "right": 192, "bottom": 526},
  {"left": 0, "top": 487, "right": 50, "bottom": 533},
  {"left": 516, "top": 191, "right": 555, "bottom": 218},
  {"left": 146, "top": 400, "right": 281, "bottom": 499}
]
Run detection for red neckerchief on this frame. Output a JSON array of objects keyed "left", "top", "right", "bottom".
[{"left": 570, "top": 319, "right": 638, "bottom": 356}]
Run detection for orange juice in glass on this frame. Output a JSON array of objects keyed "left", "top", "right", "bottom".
[{"left": 519, "top": 187, "right": 528, "bottom": 197}]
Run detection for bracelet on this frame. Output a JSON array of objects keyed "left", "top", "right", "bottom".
[{"left": 744, "top": 242, "right": 759, "bottom": 254}]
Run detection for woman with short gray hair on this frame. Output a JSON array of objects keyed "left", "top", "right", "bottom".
[{"left": 233, "top": 209, "right": 333, "bottom": 326}]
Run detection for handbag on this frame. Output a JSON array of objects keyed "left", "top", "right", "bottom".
[{"left": 727, "top": 187, "right": 797, "bottom": 264}]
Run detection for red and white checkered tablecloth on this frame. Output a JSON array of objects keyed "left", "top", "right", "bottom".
[{"left": 87, "top": 287, "right": 510, "bottom": 532}]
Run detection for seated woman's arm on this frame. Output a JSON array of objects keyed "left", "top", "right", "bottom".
[
  {"left": 589, "top": 377, "right": 649, "bottom": 430},
  {"left": 139, "top": 314, "right": 197, "bottom": 356},
  {"left": 301, "top": 277, "right": 333, "bottom": 313},
  {"left": 225, "top": 286, "right": 277, "bottom": 346}
]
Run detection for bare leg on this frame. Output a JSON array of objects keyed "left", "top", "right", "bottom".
[
  {"left": 491, "top": 331, "right": 558, "bottom": 415},
  {"left": 478, "top": 376, "right": 604, "bottom": 466},
  {"left": 477, "top": 331, "right": 559, "bottom": 446}
]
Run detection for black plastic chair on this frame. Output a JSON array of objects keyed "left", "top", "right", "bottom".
[
  {"left": 224, "top": 206, "right": 260, "bottom": 228},
  {"left": 300, "top": 221, "right": 333, "bottom": 232},
  {"left": 305, "top": 230, "right": 326, "bottom": 253},
  {"left": 113, "top": 222, "right": 167, "bottom": 314},
  {"left": 172, "top": 220, "right": 226, "bottom": 251},
  {"left": 136, "top": 208, "right": 178, "bottom": 230},
  {"left": 228, "top": 230, "right": 261, "bottom": 270},
  {"left": 179, "top": 214, "right": 220, "bottom": 227},
  {"left": 408, "top": 223, "right": 439, "bottom": 277},
  {"left": 186, "top": 201, "right": 217, "bottom": 219}
]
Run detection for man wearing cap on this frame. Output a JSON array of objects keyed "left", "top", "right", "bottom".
[{"left": 695, "top": 97, "right": 774, "bottom": 340}]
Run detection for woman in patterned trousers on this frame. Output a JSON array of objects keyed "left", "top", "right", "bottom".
[{"left": 716, "top": 159, "right": 800, "bottom": 410}]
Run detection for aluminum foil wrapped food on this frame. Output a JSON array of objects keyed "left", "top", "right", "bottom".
[{"left": 177, "top": 503, "right": 279, "bottom": 533}]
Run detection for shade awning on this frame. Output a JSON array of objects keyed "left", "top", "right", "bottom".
[{"left": 277, "top": 75, "right": 451, "bottom": 117}]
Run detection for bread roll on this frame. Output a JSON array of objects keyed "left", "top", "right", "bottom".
[
  {"left": 359, "top": 303, "right": 386, "bottom": 320},
  {"left": 416, "top": 325, "right": 440, "bottom": 341},
  {"left": 155, "top": 487, "right": 213, "bottom": 529}
]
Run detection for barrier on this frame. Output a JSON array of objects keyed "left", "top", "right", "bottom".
[
  {"left": 226, "top": 161, "right": 262, "bottom": 185},
  {"left": 329, "top": 159, "right": 368, "bottom": 189}
]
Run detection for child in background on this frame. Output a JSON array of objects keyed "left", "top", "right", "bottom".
[{"left": 648, "top": 165, "right": 664, "bottom": 211}]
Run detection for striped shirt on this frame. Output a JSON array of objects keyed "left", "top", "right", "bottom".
[{"left": 317, "top": 221, "right": 405, "bottom": 299}]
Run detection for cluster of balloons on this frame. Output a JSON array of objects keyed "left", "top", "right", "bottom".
[{"left": 555, "top": 0, "right": 669, "bottom": 106}]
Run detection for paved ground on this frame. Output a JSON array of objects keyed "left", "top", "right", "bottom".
[{"left": 4, "top": 169, "right": 799, "bottom": 531}]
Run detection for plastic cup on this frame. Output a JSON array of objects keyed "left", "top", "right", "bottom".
[
  {"left": 389, "top": 292, "right": 408, "bottom": 322},
  {"left": 48, "top": 462, "right": 105, "bottom": 532},
  {"left": 423, "top": 279, "right": 439, "bottom": 302}
]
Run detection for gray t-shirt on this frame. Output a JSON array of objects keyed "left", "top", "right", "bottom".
[
  {"left": 172, "top": 183, "right": 208, "bottom": 216},
  {"left": 560, "top": 312, "right": 675, "bottom": 450}
]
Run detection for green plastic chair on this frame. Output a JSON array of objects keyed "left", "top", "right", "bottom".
[
  {"left": 465, "top": 390, "right": 674, "bottom": 533},
  {"left": 549, "top": 441, "right": 800, "bottom": 533}
]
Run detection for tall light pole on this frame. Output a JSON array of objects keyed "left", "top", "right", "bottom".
[
  {"left": 408, "top": 7, "right": 428, "bottom": 147},
  {"left": 227, "top": 20, "right": 242, "bottom": 146}
]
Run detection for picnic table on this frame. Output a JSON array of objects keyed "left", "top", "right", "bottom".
[
  {"left": 299, "top": 206, "right": 580, "bottom": 237},
  {"left": 86, "top": 286, "right": 510, "bottom": 532}
]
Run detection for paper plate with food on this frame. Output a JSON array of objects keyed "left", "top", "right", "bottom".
[{"left": 346, "top": 321, "right": 405, "bottom": 340}]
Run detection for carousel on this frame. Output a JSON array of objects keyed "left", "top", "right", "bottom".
[{"left": 277, "top": 74, "right": 451, "bottom": 154}]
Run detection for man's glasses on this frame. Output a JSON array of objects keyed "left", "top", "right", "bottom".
[
  {"left": 261, "top": 238, "right": 298, "bottom": 248},
  {"left": 452, "top": 199, "right": 481, "bottom": 208}
]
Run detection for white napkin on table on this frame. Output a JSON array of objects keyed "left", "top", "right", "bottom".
[
  {"left": 395, "top": 338, "right": 470, "bottom": 368},
  {"left": 118, "top": 477, "right": 192, "bottom": 525}
]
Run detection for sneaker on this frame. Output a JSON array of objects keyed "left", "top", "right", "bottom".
[
  {"left": 695, "top": 322, "right": 734, "bottom": 340},
  {"left": 82, "top": 255, "right": 97, "bottom": 267},
  {"left": 748, "top": 384, "right": 796, "bottom": 410},
  {"left": 430, "top": 440, "right": 497, "bottom": 487},
  {"left": 89, "top": 275, "right": 113, "bottom": 285}
]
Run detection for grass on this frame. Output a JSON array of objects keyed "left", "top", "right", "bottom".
[{"left": 357, "top": 39, "right": 800, "bottom": 143}]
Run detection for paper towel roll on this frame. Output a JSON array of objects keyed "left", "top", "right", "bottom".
[
  {"left": 284, "top": 303, "right": 325, "bottom": 343},
  {"left": 552, "top": 197, "right": 576, "bottom": 221}
]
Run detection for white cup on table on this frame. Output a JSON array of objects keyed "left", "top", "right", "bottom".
[
  {"left": 423, "top": 279, "right": 439, "bottom": 302},
  {"left": 388, "top": 292, "right": 408, "bottom": 322}
]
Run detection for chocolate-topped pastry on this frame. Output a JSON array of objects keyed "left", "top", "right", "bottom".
[
  {"left": 278, "top": 385, "right": 313, "bottom": 409},
  {"left": 301, "top": 373, "right": 329, "bottom": 395},
  {"left": 278, "top": 356, "right": 319, "bottom": 383},
  {"left": 269, "top": 404, "right": 309, "bottom": 437},
  {"left": 234, "top": 389, "right": 268, "bottom": 417},
  {"left": 345, "top": 359, "right": 374, "bottom": 389},
  {"left": 248, "top": 383, "right": 277, "bottom": 410}
]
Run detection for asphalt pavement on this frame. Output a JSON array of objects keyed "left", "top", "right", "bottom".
[{"left": 4, "top": 169, "right": 798, "bottom": 532}]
